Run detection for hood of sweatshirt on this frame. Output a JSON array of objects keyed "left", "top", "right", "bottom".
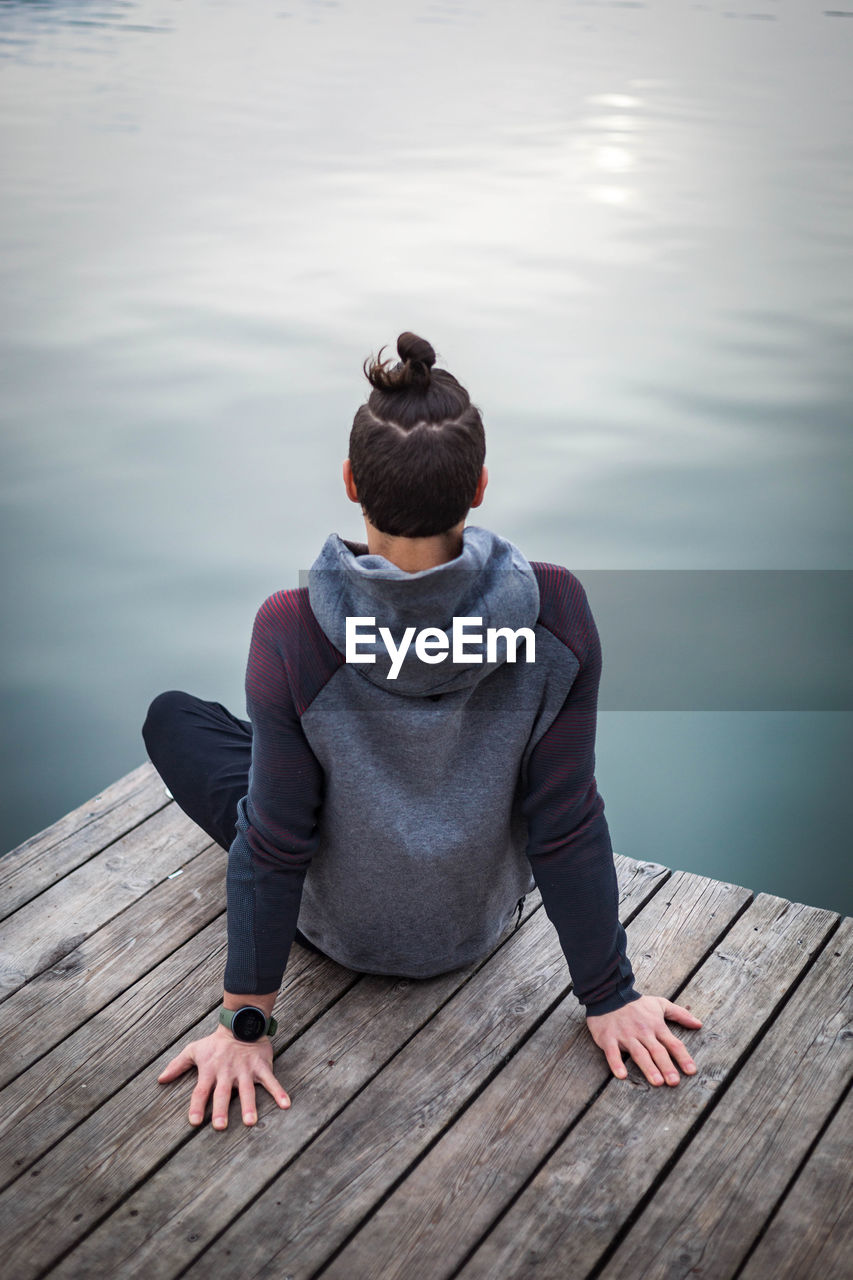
[{"left": 307, "top": 525, "right": 540, "bottom": 697}]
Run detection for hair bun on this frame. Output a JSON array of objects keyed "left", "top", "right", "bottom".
[
  {"left": 364, "top": 332, "right": 436, "bottom": 392},
  {"left": 397, "top": 332, "right": 436, "bottom": 369}
]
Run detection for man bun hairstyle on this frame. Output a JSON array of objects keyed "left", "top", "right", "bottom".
[
  {"left": 349, "top": 332, "right": 486, "bottom": 538},
  {"left": 366, "top": 331, "right": 436, "bottom": 392}
]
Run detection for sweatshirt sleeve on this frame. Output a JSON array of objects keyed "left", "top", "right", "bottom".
[
  {"left": 523, "top": 566, "right": 642, "bottom": 1017},
  {"left": 223, "top": 594, "right": 328, "bottom": 994}
]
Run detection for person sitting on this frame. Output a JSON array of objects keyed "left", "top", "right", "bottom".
[{"left": 143, "top": 331, "right": 701, "bottom": 1130}]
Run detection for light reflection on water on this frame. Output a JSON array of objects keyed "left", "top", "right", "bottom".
[{"left": 1, "top": 0, "right": 851, "bottom": 913}]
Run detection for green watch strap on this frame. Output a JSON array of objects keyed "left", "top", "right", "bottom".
[{"left": 219, "top": 1006, "right": 278, "bottom": 1038}]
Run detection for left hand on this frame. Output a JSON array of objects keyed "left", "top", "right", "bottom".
[
  {"left": 157, "top": 1026, "right": 290, "bottom": 1129},
  {"left": 586, "top": 994, "right": 703, "bottom": 1087}
]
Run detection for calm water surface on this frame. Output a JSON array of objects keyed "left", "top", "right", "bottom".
[{"left": 1, "top": 0, "right": 851, "bottom": 913}]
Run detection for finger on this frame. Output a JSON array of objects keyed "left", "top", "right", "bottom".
[
  {"left": 627, "top": 1039, "right": 668, "bottom": 1087},
  {"left": 188, "top": 1073, "right": 214, "bottom": 1127},
  {"left": 663, "top": 1000, "right": 703, "bottom": 1027},
  {"left": 658, "top": 1029, "right": 697, "bottom": 1075},
  {"left": 158, "top": 1045, "right": 195, "bottom": 1083},
  {"left": 256, "top": 1062, "right": 292, "bottom": 1110},
  {"left": 237, "top": 1075, "right": 258, "bottom": 1127},
  {"left": 211, "top": 1079, "right": 234, "bottom": 1131},
  {"left": 644, "top": 1037, "right": 681, "bottom": 1086},
  {"left": 600, "top": 1041, "right": 628, "bottom": 1081}
]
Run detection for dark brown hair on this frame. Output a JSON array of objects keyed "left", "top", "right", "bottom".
[{"left": 348, "top": 332, "right": 486, "bottom": 538}]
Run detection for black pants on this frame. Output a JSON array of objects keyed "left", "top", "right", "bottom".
[{"left": 141, "top": 689, "right": 328, "bottom": 959}]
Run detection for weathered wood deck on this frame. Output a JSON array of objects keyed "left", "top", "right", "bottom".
[{"left": 0, "top": 763, "right": 850, "bottom": 1280}]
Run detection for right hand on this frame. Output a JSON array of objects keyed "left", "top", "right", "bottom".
[
  {"left": 158, "top": 1026, "right": 291, "bottom": 1129},
  {"left": 586, "top": 994, "right": 702, "bottom": 1086}
]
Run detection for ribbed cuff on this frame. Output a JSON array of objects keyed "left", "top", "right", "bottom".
[
  {"left": 252, "top": 969, "right": 287, "bottom": 995},
  {"left": 584, "top": 985, "right": 642, "bottom": 1018}
]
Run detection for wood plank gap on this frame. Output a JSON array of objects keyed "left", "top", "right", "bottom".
[
  {"left": 586, "top": 912, "right": 848, "bottom": 1280},
  {"left": 309, "top": 868, "right": 677, "bottom": 1280},
  {"left": 36, "top": 906, "right": 223, "bottom": 1055},
  {"left": 32, "top": 961, "right": 369, "bottom": 1280},
  {"left": 323, "top": 1025, "right": 619, "bottom": 1280},
  {"left": 434, "top": 882, "right": 754, "bottom": 1280},
  {"left": 0, "top": 840, "right": 228, "bottom": 1088},
  {"left": 1, "top": 952, "right": 364, "bottom": 1280},
  {"left": 0, "top": 766, "right": 171, "bottom": 921},
  {"left": 0, "top": 914, "right": 226, "bottom": 1190},
  {"left": 6, "top": 896, "right": 548, "bottom": 1279},
  {"left": 0, "top": 929, "right": 380, "bottom": 1192},
  {"left": 730, "top": 1071, "right": 853, "bottom": 1280},
  {"left": 322, "top": 882, "right": 818, "bottom": 1280},
  {"left": 1, "top": 764, "right": 159, "bottom": 867},
  {"left": 41, "top": 892, "right": 551, "bottom": 1279},
  {"left": 426, "top": 882, "right": 755, "bottom": 1280},
  {"left": 3, "top": 937, "right": 385, "bottom": 1185},
  {"left": 327, "top": 860, "right": 671, "bottom": 1153},
  {"left": 0, "top": 803, "right": 217, "bottom": 1003},
  {"left": 170, "top": 900, "right": 562, "bottom": 1280},
  {"left": 0, "top": 919, "right": 363, "bottom": 1189},
  {"left": 735, "top": 1082, "right": 853, "bottom": 1279},
  {"left": 4, "top": 795, "right": 174, "bottom": 918},
  {"left": 453, "top": 895, "right": 838, "bottom": 1280},
  {"left": 173, "top": 902, "right": 562, "bottom": 1280},
  {"left": 0, "top": 872, "right": 221, "bottom": 1094},
  {"left": 161, "top": 863, "right": 671, "bottom": 1279},
  {"left": 647, "top": 883, "right": 756, "bottom": 1008}
]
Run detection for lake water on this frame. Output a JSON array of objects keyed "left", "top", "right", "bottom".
[{"left": 1, "top": 0, "right": 851, "bottom": 915}]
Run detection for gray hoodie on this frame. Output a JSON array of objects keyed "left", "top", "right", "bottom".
[{"left": 224, "top": 526, "right": 639, "bottom": 1015}]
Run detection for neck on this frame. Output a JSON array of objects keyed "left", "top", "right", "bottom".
[{"left": 363, "top": 518, "right": 465, "bottom": 573}]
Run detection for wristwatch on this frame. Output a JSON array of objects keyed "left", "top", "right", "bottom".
[{"left": 218, "top": 1005, "right": 278, "bottom": 1042}]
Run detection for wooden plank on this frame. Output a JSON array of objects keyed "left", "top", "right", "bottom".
[
  {"left": 455, "top": 894, "right": 839, "bottom": 1280},
  {"left": 596, "top": 916, "right": 853, "bottom": 1280},
  {"left": 0, "top": 764, "right": 168, "bottom": 920},
  {"left": 320, "top": 869, "right": 751, "bottom": 1280},
  {"left": 739, "top": 1086, "right": 853, "bottom": 1280},
  {"left": 0, "top": 841, "right": 227, "bottom": 1089},
  {"left": 0, "top": 802, "right": 211, "bottom": 1002},
  {"left": 21, "top": 893, "right": 551, "bottom": 1280},
  {"left": 54, "top": 861, "right": 668, "bottom": 1280}
]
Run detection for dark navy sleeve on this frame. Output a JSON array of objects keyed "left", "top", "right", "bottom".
[
  {"left": 223, "top": 590, "right": 339, "bottom": 994},
  {"left": 523, "top": 564, "right": 642, "bottom": 1017}
]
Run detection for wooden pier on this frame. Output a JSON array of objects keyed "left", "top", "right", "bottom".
[{"left": 0, "top": 763, "right": 850, "bottom": 1279}]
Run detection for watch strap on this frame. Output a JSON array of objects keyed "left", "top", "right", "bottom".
[{"left": 219, "top": 1006, "right": 278, "bottom": 1038}]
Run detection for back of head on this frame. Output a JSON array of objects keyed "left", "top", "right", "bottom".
[{"left": 349, "top": 332, "right": 486, "bottom": 538}]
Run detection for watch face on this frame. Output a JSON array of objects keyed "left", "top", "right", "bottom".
[{"left": 232, "top": 1006, "right": 267, "bottom": 1041}]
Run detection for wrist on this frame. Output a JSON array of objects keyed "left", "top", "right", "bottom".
[{"left": 223, "top": 989, "right": 277, "bottom": 1018}]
